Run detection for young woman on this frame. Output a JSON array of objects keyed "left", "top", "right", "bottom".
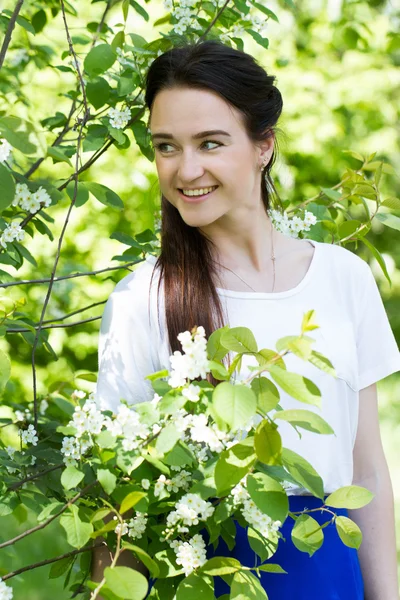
[{"left": 94, "top": 40, "right": 400, "bottom": 599}]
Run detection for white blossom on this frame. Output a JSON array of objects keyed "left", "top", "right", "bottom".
[
  {"left": 141, "top": 478, "right": 150, "bottom": 490},
  {"left": 182, "top": 383, "right": 201, "bottom": 402},
  {"left": 0, "top": 578, "right": 13, "bottom": 600},
  {"left": 39, "top": 399, "right": 48, "bottom": 414},
  {"left": 166, "top": 493, "right": 214, "bottom": 532},
  {"left": 6, "top": 446, "right": 16, "bottom": 459},
  {"left": 20, "top": 424, "right": 38, "bottom": 446},
  {"left": 0, "top": 139, "right": 12, "bottom": 163},
  {"left": 71, "top": 389, "right": 86, "bottom": 400},
  {"left": 168, "top": 326, "right": 210, "bottom": 388},
  {"left": 173, "top": 533, "right": 207, "bottom": 576},
  {"left": 108, "top": 106, "right": 131, "bottom": 129},
  {"left": 0, "top": 221, "right": 25, "bottom": 249},
  {"left": 127, "top": 512, "right": 148, "bottom": 539}
]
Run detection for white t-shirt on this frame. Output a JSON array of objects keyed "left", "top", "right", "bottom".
[{"left": 95, "top": 239, "right": 400, "bottom": 494}]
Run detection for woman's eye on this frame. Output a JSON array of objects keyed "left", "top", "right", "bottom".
[{"left": 154, "top": 140, "right": 222, "bottom": 153}]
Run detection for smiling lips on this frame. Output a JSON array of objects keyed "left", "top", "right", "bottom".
[
  {"left": 178, "top": 186, "right": 219, "bottom": 203},
  {"left": 179, "top": 185, "right": 219, "bottom": 197}
]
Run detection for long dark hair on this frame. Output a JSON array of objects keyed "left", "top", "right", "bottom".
[{"left": 144, "top": 40, "right": 283, "bottom": 386}]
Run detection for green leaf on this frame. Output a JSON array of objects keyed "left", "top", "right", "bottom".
[
  {"left": 281, "top": 447, "right": 324, "bottom": 499},
  {"left": 214, "top": 442, "right": 257, "bottom": 495},
  {"left": 0, "top": 116, "right": 37, "bottom": 154},
  {"left": 97, "top": 468, "right": 117, "bottom": 495},
  {"left": 375, "top": 212, "right": 400, "bottom": 232},
  {"left": 291, "top": 514, "right": 324, "bottom": 556},
  {"left": 247, "top": 527, "right": 278, "bottom": 562},
  {"left": 86, "top": 77, "right": 111, "bottom": 109},
  {"left": 321, "top": 187, "right": 342, "bottom": 201},
  {"left": 220, "top": 326, "right": 258, "bottom": 353},
  {"left": 335, "top": 516, "right": 362, "bottom": 549},
  {"left": 156, "top": 423, "right": 181, "bottom": 454},
  {"left": 207, "top": 325, "right": 230, "bottom": 361},
  {"left": 274, "top": 409, "right": 334, "bottom": 435},
  {"left": 231, "top": 570, "right": 268, "bottom": 599},
  {"left": 120, "top": 491, "right": 147, "bottom": 515},
  {"left": 47, "top": 146, "right": 73, "bottom": 166},
  {"left": 381, "top": 197, "right": 400, "bottom": 211},
  {"left": 357, "top": 236, "right": 391, "bottom": 286},
  {"left": 104, "top": 566, "right": 148, "bottom": 599},
  {"left": 123, "top": 0, "right": 130, "bottom": 20},
  {"left": 0, "top": 163, "right": 15, "bottom": 211},
  {"left": 176, "top": 572, "right": 214, "bottom": 599},
  {"left": 60, "top": 505, "right": 93, "bottom": 548},
  {"left": 0, "top": 348, "right": 11, "bottom": 393},
  {"left": 254, "top": 419, "right": 282, "bottom": 465},
  {"left": 325, "top": 485, "right": 374, "bottom": 509},
  {"left": 61, "top": 466, "right": 85, "bottom": 490},
  {"left": 129, "top": 0, "right": 150, "bottom": 21},
  {"left": 84, "top": 43, "right": 117, "bottom": 76},
  {"left": 122, "top": 542, "right": 160, "bottom": 578},
  {"left": 257, "top": 563, "right": 287, "bottom": 573},
  {"left": 247, "top": 29, "right": 269, "bottom": 50},
  {"left": 268, "top": 365, "right": 321, "bottom": 408},
  {"left": 199, "top": 557, "right": 242, "bottom": 576},
  {"left": 251, "top": 376, "right": 280, "bottom": 413},
  {"left": 49, "top": 556, "right": 75, "bottom": 579},
  {"left": 213, "top": 382, "right": 257, "bottom": 430},
  {"left": 31, "top": 9, "right": 47, "bottom": 33},
  {"left": 246, "top": 472, "right": 288, "bottom": 522},
  {"left": 83, "top": 182, "right": 124, "bottom": 210}
]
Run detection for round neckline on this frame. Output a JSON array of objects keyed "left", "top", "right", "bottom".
[
  {"left": 215, "top": 238, "right": 320, "bottom": 299},
  {"left": 145, "top": 238, "right": 320, "bottom": 300}
]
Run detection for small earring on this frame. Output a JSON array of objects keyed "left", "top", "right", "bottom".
[{"left": 260, "top": 158, "right": 268, "bottom": 172}]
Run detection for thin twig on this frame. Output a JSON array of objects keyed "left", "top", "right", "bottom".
[
  {"left": 197, "top": 0, "right": 232, "bottom": 43},
  {"left": 8, "top": 463, "right": 63, "bottom": 491},
  {"left": 7, "top": 315, "right": 100, "bottom": 333},
  {"left": 0, "top": 260, "right": 142, "bottom": 289},
  {"left": 0, "top": 0, "right": 25, "bottom": 69},
  {"left": 0, "top": 481, "right": 98, "bottom": 549},
  {"left": 1, "top": 541, "right": 105, "bottom": 581}
]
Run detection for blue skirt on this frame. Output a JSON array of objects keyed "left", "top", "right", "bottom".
[{"left": 146, "top": 495, "right": 364, "bottom": 599}]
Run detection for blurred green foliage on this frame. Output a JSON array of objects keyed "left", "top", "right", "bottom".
[{"left": 0, "top": 0, "right": 400, "bottom": 596}]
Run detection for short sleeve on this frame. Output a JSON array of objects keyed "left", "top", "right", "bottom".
[
  {"left": 95, "top": 269, "right": 159, "bottom": 413},
  {"left": 355, "top": 262, "right": 400, "bottom": 391}
]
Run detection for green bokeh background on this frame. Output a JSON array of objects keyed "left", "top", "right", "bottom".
[{"left": 1, "top": 0, "right": 400, "bottom": 596}]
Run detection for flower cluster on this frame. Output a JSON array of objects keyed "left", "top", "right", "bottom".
[
  {"left": 113, "top": 512, "right": 148, "bottom": 540},
  {"left": 269, "top": 208, "right": 317, "bottom": 239},
  {"left": 12, "top": 183, "right": 52, "bottom": 213},
  {"left": 108, "top": 106, "right": 131, "bottom": 129},
  {"left": 163, "top": 493, "right": 214, "bottom": 539},
  {"left": 60, "top": 391, "right": 153, "bottom": 466},
  {"left": 0, "top": 578, "right": 13, "bottom": 600},
  {"left": 170, "top": 533, "right": 208, "bottom": 577},
  {"left": 168, "top": 325, "right": 211, "bottom": 387},
  {"left": 230, "top": 476, "right": 282, "bottom": 540},
  {"left": 154, "top": 469, "right": 192, "bottom": 499},
  {"left": 0, "top": 221, "right": 24, "bottom": 250},
  {"left": 0, "top": 139, "right": 12, "bottom": 163},
  {"left": 20, "top": 424, "right": 38, "bottom": 446},
  {"left": 164, "top": 0, "right": 204, "bottom": 36}
]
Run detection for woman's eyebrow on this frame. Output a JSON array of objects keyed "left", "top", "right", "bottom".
[{"left": 150, "top": 130, "right": 232, "bottom": 141}]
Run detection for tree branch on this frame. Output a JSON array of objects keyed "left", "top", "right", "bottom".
[
  {"left": 0, "top": 480, "right": 98, "bottom": 549},
  {"left": 197, "top": 0, "right": 232, "bottom": 43},
  {"left": 30, "top": 0, "right": 91, "bottom": 429},
  {"left": 1, "top": 541, "right": 105, "bottom": 581},
  {"left": 0, "top": 0, "right": 25, "bottom": 69},
  {"left": 8, "top": 463, "right": 63, "bottom": 491},
  {"left": 0, "top": 259, "right": 142, "bottom": 289}
]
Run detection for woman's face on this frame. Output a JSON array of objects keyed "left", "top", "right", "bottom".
[{"left": 149, "top": 86, "right": 273, "bottom": 228}]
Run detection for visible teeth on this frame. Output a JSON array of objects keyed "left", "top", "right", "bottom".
[{"left": 182, "top": 186, "right": 217, "bottom": 196}]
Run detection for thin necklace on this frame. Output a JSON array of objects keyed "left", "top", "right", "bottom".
[{"left": 215, "top": 219, "right": 276, "bottom": 293}]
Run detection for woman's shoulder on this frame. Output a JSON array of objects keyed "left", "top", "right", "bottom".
[
  {"left": 316, "top": 239, "right": 370, "bottom": 277},
  {"left": 105, "top": 255, "right": 161, "bottom": 317}
]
